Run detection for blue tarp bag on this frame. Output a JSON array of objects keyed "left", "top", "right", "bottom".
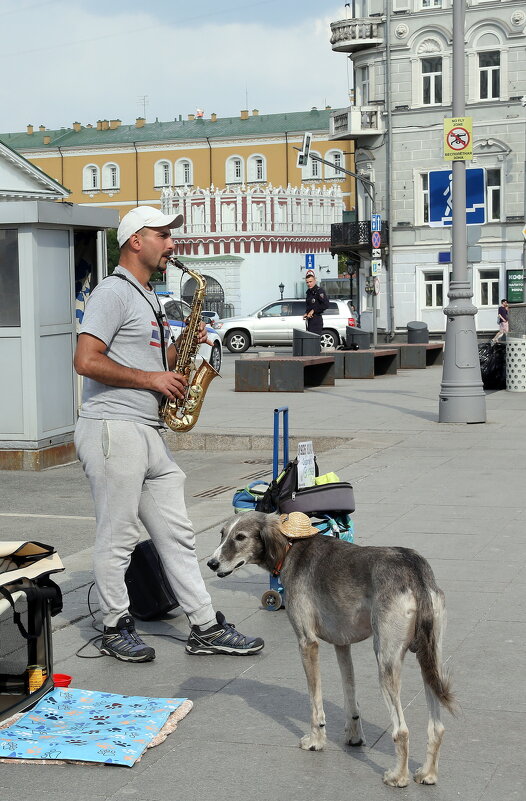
[{"left": 232, "top": 481, "right": 270, "bottom": 513}]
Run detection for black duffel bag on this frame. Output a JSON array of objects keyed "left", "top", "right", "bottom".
[{"left": 279, "top": 482, "right": 355, "bottom": 516}]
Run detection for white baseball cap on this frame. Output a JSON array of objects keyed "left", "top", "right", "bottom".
[{"left": 117, "top": 206, "right": 184, "bottom": 247}]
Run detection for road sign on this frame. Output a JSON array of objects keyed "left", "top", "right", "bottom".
[
  {"left": 428, "top": 168, "right": 485, "bottom": 227},
  {"left": 373, "top": 277, "right": 380, "bottom": 296},
  {"left": 371, "top": 231, "right": 381, "bottom": 249},
  {"left": 371, "top": 259, "right": 382, "bottom": 276},
  {"left": 371, "top": 248, "right": 381, "bottom": 258},
  {"left": 297, "top": 132, "right": 312, "bottom": 168},
  {"left": 522, "top": 224, "right": 526, "bottom": 240},
  {"left": 444, "top": 116, "right": 472, "bottom": 161},
  {"left": 371, "top": 213, "right": 382, "bottom": 232},
  {"left": 305, "top": 254, "right": 315, "bottom": 270}
]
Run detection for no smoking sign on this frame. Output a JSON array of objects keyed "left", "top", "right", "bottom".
[{"left": 444, "top": 116, "right": 473, "bottom": 161}]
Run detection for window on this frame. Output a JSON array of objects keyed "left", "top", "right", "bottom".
[
  {"left": 102, "top": 162, "right": 119, "bottom": 191},
  {"left": 175, "top": 159, "right": 193, "bottom": 186},
  {"left": 479, "top": 269, "right": 500, "bottom": 306},
  {"left": 486, "top": 168, "right": 501, "bottom": 222},
  {"left": 424, "top": 271, "right": 444, "bottom": 308},
  {"left": 261, "top": 302, "right": 287, "bottom": 317},
  {"left": 82, "top": 164, "right": 100, "bottom": 191},
  {"left": 226, "top": 156, "right": 244, "bottom": 183},
  {"left": 325, "top": 150, "right": 344, "bottom": 179},
  {"left": 422, "top": 0, "right": 442, "bottom": 7},
  {"left": 417, "top": 172, "right": 429, "bottom": 224},
  {"left": 302, "top": 150, "right": 321, "bottom": 180},
  {"left": 356, "top": 65, "right": 369, "bottom": 106},
  {"left": 422, "top": 57, "right": 442, "bottom": 105},
  {"left": 0, "top": 229, "right": 20, "bottom": 327},
  {"left": 479, "top": 51, "right": 500, "bottom": 100},
  {"left": 247, "top": 155, "right": 266, "bottom": 182},
  {"left": 154, "top": 160, "right": 172, "bottom": 188}
]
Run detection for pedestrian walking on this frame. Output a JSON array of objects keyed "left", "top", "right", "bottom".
[
  {"left": 303, "top": 270, "right": 330, "bottom": 336},
  {"left": 492, "top": 299, "right": 509, "bottom": 344}
]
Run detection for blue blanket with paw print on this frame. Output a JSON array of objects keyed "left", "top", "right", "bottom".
[{"left": 0, "top": 687, "right": 188, "bottom": 766}]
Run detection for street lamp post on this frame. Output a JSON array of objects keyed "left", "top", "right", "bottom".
[
  {"left": 279, "top": 282, "right": 284, "bottom": 300},
  {"left": 438, "top": 0, "right": 486, "bottom": 423}
]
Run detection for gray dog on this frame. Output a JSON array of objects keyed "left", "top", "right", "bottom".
[{"left": 208, "top": 511, "right": 456, "bottom": 787}]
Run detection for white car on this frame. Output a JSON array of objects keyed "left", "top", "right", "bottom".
[
  {"left": 215, "top": 297, "right": 357, "bottom": 353},
  {"left": 158, "top": 294, "right": 222, "bottom": 372}
]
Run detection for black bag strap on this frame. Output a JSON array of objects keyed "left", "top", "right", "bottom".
[
  {"left": 110, "top": 272, "right": 176, "bottom": 371},
  {"left": 0, "top": 585, "right": 35, "bottom": 640}
]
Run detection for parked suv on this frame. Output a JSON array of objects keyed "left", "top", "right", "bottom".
[{"left": 215, "top": 298, "right": 357, "bottom": 353}]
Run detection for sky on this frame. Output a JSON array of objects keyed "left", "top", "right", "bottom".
[{"left": 0, "top": 0, "right": 353, "bottom": 133}]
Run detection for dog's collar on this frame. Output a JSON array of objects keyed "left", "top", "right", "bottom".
[{"left": 272, "top": 541, "right": 293, "bottom": 576}]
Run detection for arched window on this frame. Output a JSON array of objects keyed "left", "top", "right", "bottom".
[
  {"left": 247, "top": 154, "right": 266, "bottom": 182},
  {"left": 175, "top": 158, "right": 193, "bottom": 186},
  {"left": 325, "top": 150, "right": 345, "bottom": 179},
  {"left": 102, "top": 162, "right": 120, "bottom": 191},
  {"left": 301, "top": 150, "right": 321, "bottom": 180},
  {"left": 82, "top": 164, "right": 100, "bottom": 192},
  {"left": 154, "top": 160, "right": 172, "bottom": 188},
  {"left": 467, "top": 27, "right": 507, "bottom": 103},
  {"left": 411, "top": 34, "right": 450, "bottom": 107},
  {"left": 226, "top": 155, "right": 244, "bottom": 184}
]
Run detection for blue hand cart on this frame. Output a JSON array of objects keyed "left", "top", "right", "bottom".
[{"left": 260, "top": 407, "right": 289, "bottom": 612}]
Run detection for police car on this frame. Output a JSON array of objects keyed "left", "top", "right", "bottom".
[{"left": 157, "top": 293, "right": 222, "bottom": 372}]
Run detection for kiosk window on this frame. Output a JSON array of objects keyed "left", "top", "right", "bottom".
[{"left": 0, "top": 229, "right": 20, "bottom": 327}]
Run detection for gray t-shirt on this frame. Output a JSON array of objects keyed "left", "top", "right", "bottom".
[{"left": 78, "top": 266, "right": 171, "bottom": 425}]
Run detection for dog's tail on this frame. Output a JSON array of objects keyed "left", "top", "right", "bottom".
[{"left": 412, "top": 588, "right": 458, "bottom": 717}]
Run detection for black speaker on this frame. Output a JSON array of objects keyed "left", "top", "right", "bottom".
[{"left": 125, "top": 540, "right": 179, "bottom": 620}]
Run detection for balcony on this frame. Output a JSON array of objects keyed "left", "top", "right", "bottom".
[
  {"left": 330, "top": 221, "right": 389, "bottom": 254},
  {"left": 329, "top": 106, "right": 384, "bottom": 140},
  {"left": 330, "top": 18, "right": 383, "bottom": 54}
]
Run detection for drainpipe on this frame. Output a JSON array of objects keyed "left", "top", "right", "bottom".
[
  {"left": 285, "top": 131, "right": 289, "bottom": 185},
  {"left": 385, "top": 1, "right": 395, "bottom": 337},
  {"left": 57, "top": 146, "right": 64, "bottom": 195},
  {"left": 206, "top": 136, "right": 213, "bottom": 186},
  {"left": 133, "top": 142, "right": 139, "bottom": 207}
]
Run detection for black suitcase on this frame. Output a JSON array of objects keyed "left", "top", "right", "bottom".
[{"left": 124, "top": 540, "right": 179, "bottom": 620}]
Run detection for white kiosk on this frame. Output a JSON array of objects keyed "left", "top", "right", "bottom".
[{"left": 0, "top": 141, "right": 118, "bottom": 469}]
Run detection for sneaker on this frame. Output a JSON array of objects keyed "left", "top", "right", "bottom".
[
  {"left": 100, "top": 614, "right": 155, "bottom": 662},
  {"left": 185, "top": 612, "right": 264, "bottom": 656}
]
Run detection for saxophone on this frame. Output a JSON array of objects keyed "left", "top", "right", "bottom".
[{"left": 159, "top": 258, "right": 219, "bottom": 432}]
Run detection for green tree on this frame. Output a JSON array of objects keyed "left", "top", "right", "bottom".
[{"left": 106, "top": 228, "right": 119, "bottom": 274}]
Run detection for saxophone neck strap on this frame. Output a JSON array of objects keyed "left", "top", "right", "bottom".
[{"left": 110, "top": 272, "right": 176, "bottom": 371}]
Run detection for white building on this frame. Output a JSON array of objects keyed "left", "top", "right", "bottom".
[
  {"left": 161, "top": 183, "right": 343, "bottom": 315},
  {"left": 329, "top": 0, "right": 526, "bottom": 334}
]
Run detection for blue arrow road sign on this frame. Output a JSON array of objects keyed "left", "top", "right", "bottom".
[
  {"left": 428, "top": 168, "right": 485, "bottom": 227},
  {"left": 371, "top": 213, "right": 381, "bottom": 232},
  {"left": 305, "top": 254, "right": 315, "bottom": 270}
]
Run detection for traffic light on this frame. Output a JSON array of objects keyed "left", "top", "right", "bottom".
[{"left": 296, "top": 132, "right": 312, "bottom": 168}]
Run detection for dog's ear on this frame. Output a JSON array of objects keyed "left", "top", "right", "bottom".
[{"left": 258, "top": 514, "right": 283, "bottom": 570}]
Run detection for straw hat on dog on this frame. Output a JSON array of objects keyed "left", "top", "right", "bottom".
[{"left": 278, "top": 512, "right": 318, "bottom": 539}]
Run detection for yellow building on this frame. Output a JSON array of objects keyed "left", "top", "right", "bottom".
[{"left": 1, "top": 109, "right": 355, "bottom": 218}]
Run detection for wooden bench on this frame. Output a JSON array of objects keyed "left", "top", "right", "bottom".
[
  {"left": 332, "top": 348, "right": 399, "bottom": 379},
  {"left": 374, "top": 342, "right": 444, "bottom": 369},
  {"left": 235, "top": 355, "right": 335, "bottom": 392}
]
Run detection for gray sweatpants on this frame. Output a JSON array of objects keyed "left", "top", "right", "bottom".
[{"left": 74, "top": 417, "right": 215, "bottom": 629}]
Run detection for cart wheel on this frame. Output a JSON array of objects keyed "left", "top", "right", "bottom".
[{"left": 261, "top": 589, "right": 283, "bottom": 611}]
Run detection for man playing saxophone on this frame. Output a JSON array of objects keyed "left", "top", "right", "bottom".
[{"left": 74, "top": 206, "right": 264, "bottom": 663}]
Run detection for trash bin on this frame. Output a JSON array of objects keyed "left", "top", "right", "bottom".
[
  {"left": 505, "top": 335, "right": 526, "bottom": 392},
  {"left": 407, "top": 321, "right": 429, "bottom": 344},
  {"left": 292, "top": 328, "right": 321, "bottom": 356},
  {"left": 345, "top": 326, "right": 371, "bottom": 350}
]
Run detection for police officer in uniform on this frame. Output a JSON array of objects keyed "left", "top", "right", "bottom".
[{"left": 303, "top": 270, "right": 330, "bottom": 336}]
